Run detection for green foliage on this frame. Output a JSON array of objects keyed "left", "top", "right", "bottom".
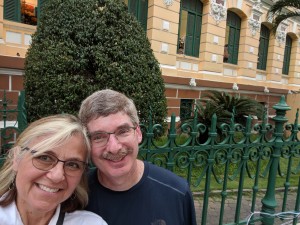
[
  {"left": 267, "top": 0, "right": 300, "bottom": 34},
  {"left": 24, "top": 0, "right": 167, "bottom": 124},
  {"left": 196, "top": 90, "right": 264, "bottom": 127}
]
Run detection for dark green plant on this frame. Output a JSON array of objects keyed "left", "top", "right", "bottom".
[
  {"left": 24, "top": 0, "right": 167, "bottom": 125},
  {"left": 267, "top": 0, "right": 300, "bottom": 34},
  {"left": 197, "top": 90, "right": 264, "bottom": 126},
  {"left": 193, "top": 90, "right": 264, "bottom": 143}
]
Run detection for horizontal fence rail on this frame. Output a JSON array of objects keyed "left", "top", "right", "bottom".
[{"left": 1, "top": 93, "right": 299, "bottom": 225}]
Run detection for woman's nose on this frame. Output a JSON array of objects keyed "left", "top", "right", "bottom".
[{"left": 46, "top": 162, "right": 65, "bottom": 182}]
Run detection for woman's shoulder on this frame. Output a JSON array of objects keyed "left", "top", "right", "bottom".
[{"left": 64, "top": 210, "right": 107, "bottom": 225}]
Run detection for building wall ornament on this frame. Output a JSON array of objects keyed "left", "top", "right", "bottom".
[
  {"left": 163, "top": 0, "right": 174, "bottom": 7},
  {"left": 276, "top": 23, "right": 288, "bottom": 45},
  {"left": 248, "top": 0, "right": 263, "bottom": 36},
  {"left": 248, "top": 18, "right": 261, "bottom": 36},
  {"left": 210, "top": 0, "right": 227, "bottom": 24},
  {"left": 252, "top": 0, "right": 262, "bottom": 11}
]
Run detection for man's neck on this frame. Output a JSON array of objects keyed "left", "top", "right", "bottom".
[{"left": 97, "top": 160, "right": 144, "bottom": 191}]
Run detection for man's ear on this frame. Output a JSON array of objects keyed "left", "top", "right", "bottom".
[
  {"left": 135, "top": 126, "right": 143, "bottom": 144},
  {"left": 12, "top": 146, "right": 22, "bottom": 172}
]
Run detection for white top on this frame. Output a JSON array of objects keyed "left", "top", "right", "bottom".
[{"left": 0, "top": 200, "right": 108, "bottom": 225}]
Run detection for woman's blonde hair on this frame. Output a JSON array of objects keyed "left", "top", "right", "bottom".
[{"left": 0, "top": 114, "right": 91, "bottom": 212}]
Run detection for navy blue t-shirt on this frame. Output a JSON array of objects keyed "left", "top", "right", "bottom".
[{"left": 85, "top": 161, "right": 197, "bottom": 225}]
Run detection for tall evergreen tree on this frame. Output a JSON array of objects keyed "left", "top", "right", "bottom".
[
  {"left": 268, "top": 0, "right": 300, "bottom": 34},
  {"left": 24, "top": 0, "right": 167, "bottom": 124}
]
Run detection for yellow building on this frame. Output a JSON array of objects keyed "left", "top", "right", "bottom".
[{"left": 1, "top": 0, "right": 300, "bottom": 121}]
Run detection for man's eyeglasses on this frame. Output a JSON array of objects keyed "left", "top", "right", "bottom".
[
  {"left": 22, "top": 147, "right": 87, "bottom": 177},
  {"left": 88, "top": 126, "right": 137, "bottom": 147}
]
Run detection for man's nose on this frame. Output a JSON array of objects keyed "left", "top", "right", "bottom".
[{"left": 106, "top": 134, "right": 122, "bottom": 153}]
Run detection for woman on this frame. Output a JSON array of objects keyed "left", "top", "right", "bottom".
[{"left": 0, "top": 114, "right": 107, "bottom": 225}]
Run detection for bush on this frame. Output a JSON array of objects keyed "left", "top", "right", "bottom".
[{"left": 24, "top": 0, "right": 167, "bottom": 125}]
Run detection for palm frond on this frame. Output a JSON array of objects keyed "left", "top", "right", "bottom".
[{"left": 267, "top": 0, "right": 300, "bottom": 34}]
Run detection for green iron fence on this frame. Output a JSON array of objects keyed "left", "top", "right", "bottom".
[
  {"left": 0, "top": 93, "right": 299, "bottom": 225},
  {"left": 138, "top": 95, "right": 300, "bottom": 225},
  {"left": 0, "top": 90, "right": 27, "bottom": 163}
]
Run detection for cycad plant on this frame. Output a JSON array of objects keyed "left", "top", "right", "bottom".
[
  {"left": 267, "top": 0, "right": 300, "bottom": 34},
  {"left": 195, "top": 90, "right": 264, "bottom": 143}
]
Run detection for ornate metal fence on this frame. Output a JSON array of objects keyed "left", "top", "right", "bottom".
[
  {"left": 138, "top": 96, "right": 300, "bottom": 225},
  {"left": 0, "top": 92, "right": 299, "bottom": 224},
  {"left": 0, "top": 90, "right": 27, "bottom": 160}
]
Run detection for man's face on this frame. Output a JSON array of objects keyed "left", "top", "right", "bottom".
[{"left": 87, "top": 112, "right": 142, "bottom": 180}]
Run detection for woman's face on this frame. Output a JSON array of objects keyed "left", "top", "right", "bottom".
[{"left": 13, "top": 134, "right": 87, "bottom": 215}]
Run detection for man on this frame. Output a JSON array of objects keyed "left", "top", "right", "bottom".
[{"left": 79, "top": 89, "right": 197, "bottom": 225}]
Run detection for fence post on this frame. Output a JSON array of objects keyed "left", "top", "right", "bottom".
[
  {"left": 261, "top": 95, "right": 290, "bottom": 225},
  {"left": 17, "top": 90, "right": 27, "bottom": 132}
]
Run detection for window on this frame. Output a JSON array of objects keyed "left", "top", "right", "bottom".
[
  {"left": 225, "top": 11, "right": 241, "bottom": 65},
  {"left": 4, "top": 0, "right": 21, "bottom": 22},
  {"left": 177, "top": 0, "right": 203, "bottom": 57},
  {"left": 282, "top": 35, "right": 292, "bottom": 75},
  {"left": 4, "top": 0, "right": 39, "bottom": 25},
  {"left": 257, "top": 24, "right": 270, "bottom": 70},
  {"left": 180, "top": 99, "right": 193, "bottom": 121},
  {"left": 124, "top": 0, "right": 148, "bottom": 31}
]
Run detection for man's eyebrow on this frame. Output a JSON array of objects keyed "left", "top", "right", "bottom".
[{"left": 89, "top": 123, "right": 134, "bottom": 135}]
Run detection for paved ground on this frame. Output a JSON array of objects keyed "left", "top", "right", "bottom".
[{"left": 194, "top": 190, "right": 299, "bottom": 225}]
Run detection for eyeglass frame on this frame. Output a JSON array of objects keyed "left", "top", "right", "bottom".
[
  {"left": 21, "top": 147, "right": 88, "bottom": 176},
  {"left": 88, "top": 126, "right": 137, "bottom": 147}
]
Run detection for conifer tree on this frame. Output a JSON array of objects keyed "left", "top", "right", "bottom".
[{"left": 24, "top": 0, "right": 167, "bottom": 125}]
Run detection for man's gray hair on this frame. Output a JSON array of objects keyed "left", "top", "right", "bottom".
[{"left": 79, "top": 89, "right": 139, "bottom": 126}]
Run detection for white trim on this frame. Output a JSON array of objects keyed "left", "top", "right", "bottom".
[
  {"left": 0, "top": 121, "right": 18, "bottom": 129},
  {"left": 0, "top": 68, "right": 24, "bottom": 76}
]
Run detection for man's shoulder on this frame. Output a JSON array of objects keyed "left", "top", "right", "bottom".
[{"left": 145, "top": 161, "right": 190, "bottom": 195}]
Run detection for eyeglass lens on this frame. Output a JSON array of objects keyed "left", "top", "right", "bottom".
[
  {"left": 32, "top": 153, "right": 86, "bottom": 176},
  {"left": 90, "top": 127, "right": 136, "bottom": 147}
]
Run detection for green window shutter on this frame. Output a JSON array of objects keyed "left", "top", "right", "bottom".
[
  {"left": 127, "top": 0, "right": 148, "bottom": 32},
  {"left": 185, "top": 13, "right": 195, "bottom": 56},
  {"left": 257, "top": 24, "right": 270, "bottom": 70},
  {"left": 282, "top": 35, "right": 292, "bottom": 75},
  {"left": 128, "top": 0, "right": 138, "bottom": 15},
  {"left": 226, "top": 11, "right": 241, "bottom": 65},
  {"left": 179, "top": 0, "right": 202, "bottom": 57},
  {"left": 4, "top": 0, "right": 21, "bottom": 22},
  {"left": 138, "top": 0, "right": 148, "bottom": 31},
  {"left": 37, "top": 0, "right": 46, "bottom": 19}
]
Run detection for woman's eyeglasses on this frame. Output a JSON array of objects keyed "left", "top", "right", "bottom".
[{"left": 22, "top": 147, "right": 87, "bottom": 176}]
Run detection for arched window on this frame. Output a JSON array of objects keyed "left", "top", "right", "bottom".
[
  {"left": 225, "top": 11, "right": 241, "bottom": 65},
  {"left": 282, "top": 35, "right": 292, "bottom": 75},
  {"left": 124, "top": 0, "right": 148, "bottom": 31},
  {"left": 257, "top": 24, "right": 270, "bottom": 70},
  {"left": 177, "top": 0, "right": 203, "bottom": 57}
]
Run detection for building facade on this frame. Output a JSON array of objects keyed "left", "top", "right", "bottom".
[{"left": 1, "top": 0, "right": 300, "bottom": 122}]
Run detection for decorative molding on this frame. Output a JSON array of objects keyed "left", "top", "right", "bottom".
[
  {"left": 252, "top": 0, "right": 262, "bottom": 11},
  {"left": 276, "top": 23, "right": 288, "bottom": 45},
  {"left": 163, "top": 0, "right": 174, "bottom": 7},
  {"left": 210, "top": 0, "right": 227, "bottom": 24},
  {"left": 248, "top": 0, "right": 263, "bottom": 36},
  {"left": 248, "top": 18, "right": 261, "bottom": 36}
]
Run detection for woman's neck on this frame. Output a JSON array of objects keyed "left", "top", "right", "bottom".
[{"left": 16, "top": 198, "right": 56, "bottom": 225}]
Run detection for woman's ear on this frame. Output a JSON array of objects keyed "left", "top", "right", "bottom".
[{"left": 12, "top": 146, "right": 22, "bottom": 172}]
